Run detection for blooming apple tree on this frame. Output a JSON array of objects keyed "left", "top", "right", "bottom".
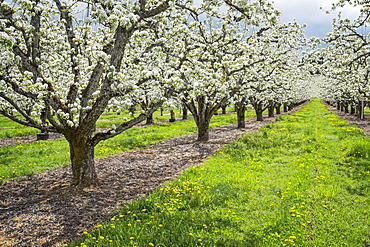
[
  {"left": 0, "top": 0, "right": 187, "bottom": 186},
  {"left": 171, "top": 0, "right": 284, "bottom": 141},
  {"left": 320, "top": 1, "right": 370, "bottom": 116},
  {"left": 230, "top": 20, "right": 309, "bottom": 123}
]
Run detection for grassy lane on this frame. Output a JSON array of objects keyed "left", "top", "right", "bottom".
[
  {"left": 70, "top": 99, "right": 369, "bottom": 247},
  {"left": 0, "top": 111, "right": 247, "bottom": 183}
]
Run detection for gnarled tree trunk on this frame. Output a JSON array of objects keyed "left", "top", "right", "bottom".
[
  {"left": 268, "top": 101, "right": 274, "bottom": 118},
  {"left": 66, "top": 132, "right": 98, "bottom": 187},
  {"left": 170, "top": 110, "right": 176, "bottom": 121},
  {"left": 182, "top": 104, "right": 188, "bottom": 120},
  {"left": 196, "top": 114, "right": 210, "bottom": 142},
  {"left": 221, "top": 105, "right": 227, "bottom": 114},
  {"left": 184, "top": 95, "right": 227, "bottom": 142},
  {"left": 146, "top": 113, "right": 154, "bottom": 125},
  {"left": 275, "top": 103, "right": 281, "bottom": 115},
  {"left": 253, "top": 102, "right": 264, "bottom": 121},
  {"left": 235, "top": 101, "right": 245, "bottom": 128},
  {"left": 283, "top": 103, "right": 289, "bottom": 112},
  {"left": 350, "top": 105, "right": 356, "bottom": 115}
]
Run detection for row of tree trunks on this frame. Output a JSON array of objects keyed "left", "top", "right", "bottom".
[{"left": 330, "top": 100, "right": 366, "bottom": 120}]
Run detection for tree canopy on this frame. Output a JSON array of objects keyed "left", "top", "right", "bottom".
[{"left": 0, "top": 0, "right": 315, "bottom": 186}]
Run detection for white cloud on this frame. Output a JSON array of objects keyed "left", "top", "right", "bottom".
[{"left": 272, "top": 0, "right": 361, "bottom": 38}]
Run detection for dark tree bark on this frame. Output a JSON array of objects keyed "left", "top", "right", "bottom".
[
  {"left": 344, "top": 104, "right": 349, "bottom": 113},
  {"left": 184, "top": 95, "right": 227, "bottom": 142},
  {"left": 283, "top": 103, "right": 288, "bottom": 112},
  {"left": 182, "top": 104, "right": 188, "bottom": 120},
  {"left": 169, "top": 110, "right": 176, "bottom": 122},
  {"left": 357, "top": 101, "right": 365, "bottom": 119},
  {"left": 268, "top": 101, "right": 274, "bottom": 118},
  {"left": 235, "top": 101, "right": 245, "bottom": 128},
  {"left": 196, "top": 114, "right": 211, "bottom": 141},
  {"left": 66, "top": 132, "right": 98, "bottom": 187},
  {"left": 275, "top": 103, "right": 281, "bottom": 114},
  {"left": 221, "top": 105, "right": 227, "bottom": 114},
  {"left": 350, "top": 105, "right": 356, "bottom": 115},
  {"left": 146, "top": 113, "right": 154, "bottom": 125},
  {"left": 252, "top": 101, "right": 266, "bottom": 121},
  {"left": 340, "top": 103, "right": 344, "bottom": 112}
]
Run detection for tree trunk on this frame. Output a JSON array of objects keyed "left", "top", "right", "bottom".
[
  {"left": 169, "top": 110, "right": 176, "bottom": 122},
  {"left": 350, "top": 105, "right": 356, "bottom": 115},
  {"left": 275, "top": 103, "right": 281, "bottom": 114},
  {"left": 268, "top": 101, "right": 274, "bottom": 118},
  {"left": 358, "top": 101, "right": 365, "bottom": 120},
  {"left": 196, "top": 115, "right": 210, "bottom": 141},
  {"left": 254, "top": 102, "right": 264, "bottom": 121},
  {"left": 184, "top": 95, "right": 227, "bottom": 142},
  {"left": 283, "top": 103, "right": 288, "bottom": 112},
  {"left": 236, "top": 102, "right": 245, "bottom": 128},
  {"left": 344, "top": 104, "right": 349, "bottom": 114},
  {"left": 68, "top": 134, "right": 98, "bottom": 187},
  {"left": 145, "top": 113, "right": 153, "bottom": 125},
  {"left": 182, "top": 104, "right": 188, "bottom": 120},
  {"left": 256, "top": 110, "right": 263, "bottom": 121},
  {"left": 222, "top": 105, "right": 227, "bottom": 114}
]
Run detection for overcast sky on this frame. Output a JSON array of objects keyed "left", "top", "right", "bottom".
[{"left": 272, "top": 0, "right": 362, "bottom": 38}]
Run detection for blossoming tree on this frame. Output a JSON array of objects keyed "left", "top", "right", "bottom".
[
  {"left": 0, "top": 0, "right": 186, "bottom": 186},
  {"left": 171, "top": 0, "right": 283, "bottom": 141},
  {"left": 319, "top": 0, "right": 370, "bottom": 116}
]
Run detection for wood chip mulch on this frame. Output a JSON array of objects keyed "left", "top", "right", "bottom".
[{"left": 1, "top": 102, "right": 366, "bottom": 247}]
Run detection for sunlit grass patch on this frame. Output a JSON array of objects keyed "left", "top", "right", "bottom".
[{"left": 0, "top": 138, "right": 70, "bottom": 181}]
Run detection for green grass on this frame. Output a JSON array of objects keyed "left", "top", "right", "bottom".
[
  {"left": 0, "top": 108, "right": 197, "bottom": 139},
  {"left": 0, "top": 115, "right": 40, "bottom": 139},
  {"left": 69, "top": 99, "right": 370, "bottom": 247},
  {"left": 0, "top": 111, "right": 240, "bottom": 183},
  {"left": 0, "top": 105, "right": 239, "bottom": 138}
]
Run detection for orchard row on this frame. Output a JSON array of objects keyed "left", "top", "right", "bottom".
[{"left": 0, "top": 0, "right": 366, "bottom": 186}]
